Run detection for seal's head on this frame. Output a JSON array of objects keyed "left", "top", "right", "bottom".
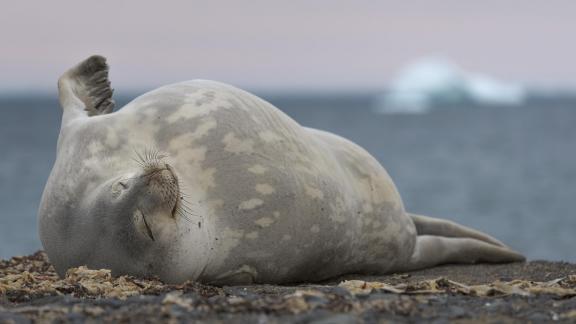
[
  {"left": 39, "top": 56, "right": 210, "bottom": 283},
  {"left": 112, "top": 151, "right": 181, "bottom": 244},
  {"left": 41, "top": 149, "right": 192, "bottom": 279}
]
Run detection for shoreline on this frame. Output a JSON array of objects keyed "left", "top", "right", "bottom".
[{"left": 2, "top": 251, "right": 576, "bottom": 322}]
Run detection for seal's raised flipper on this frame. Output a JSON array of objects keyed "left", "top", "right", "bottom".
[
  {"left": 409, "top": 213, "right": 506, "bottom": 247},
  {"left": 406, "top": 235, "right": 525, "bottom": 271},
  {"left": 58, "top": 55, "right": 115, "bottom": 121}
]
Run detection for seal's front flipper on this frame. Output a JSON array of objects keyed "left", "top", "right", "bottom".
[
  {"left": 58, "top": 55, "right": 115, "bottom": 121},
  {"left": 406, "top": 235, "right": 525, "bottom": 271}
]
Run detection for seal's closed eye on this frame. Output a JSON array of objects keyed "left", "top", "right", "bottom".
[{"left": 140, "top": 210, "right": 155, "bottom": 241}]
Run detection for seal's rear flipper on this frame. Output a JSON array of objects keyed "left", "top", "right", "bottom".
[
  {"left": 58, "top": 55, "right": 115, "bottom": 121},
  {"left": 406, "top": 235, "right": 526, "bottom": 271},
  {"left": 409, "top": 213, "right": 507, "bottom": 247}
]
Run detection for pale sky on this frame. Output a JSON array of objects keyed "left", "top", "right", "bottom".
[{"left": 1, "top": 0, "right": 576, "bottom": 92}]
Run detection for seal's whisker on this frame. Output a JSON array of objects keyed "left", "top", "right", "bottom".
[
  {"left": 144, "top": 147, "right": 150, "bottom": 161},
  {"left": 133, "top": 148, "right": 146, "bottom": 165},
  {"left": 144, "top": 148, "right": 152, "bottom": 165},
  {"left": 178, "top": 203, "right": 201, "bottom": 218},
  {"left": 175, "top": 201, "right": 202, "bottom": 222},
  {"left": 178, "top": 197, "right": 201, "bottom": 214},
  {"left": 129, "top": 156, "right": 146, "bottom": 168},
  {"left": 180, "top": 196, "right": 201, "bottom": 208},
  {"left": 175, "top": 209, "right": 193, "bottom": 223},
  {"left": 132, "top": 146, "right": 170, "bottom": 173},
  {"left": 149, "top": 148, "right": 156, "bottom": 162},
  {"left": 176, "top": 185, "right": 200, "bottom": 206}
]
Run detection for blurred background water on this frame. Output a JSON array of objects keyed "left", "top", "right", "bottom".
[{"left": 1, "top": 91, "right": 575, "bottom": 261}]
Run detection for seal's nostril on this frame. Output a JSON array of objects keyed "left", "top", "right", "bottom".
[{"left": 119, "top": 181, "right": 128, "bottom": 189}]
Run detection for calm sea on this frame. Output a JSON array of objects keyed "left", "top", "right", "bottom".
[{"left": 1, "top": 93, "right": 575, "bottom": 261}]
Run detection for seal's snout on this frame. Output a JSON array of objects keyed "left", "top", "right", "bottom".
[
  {"left": 136, "top": 163, "right": 180, "bottom": 214},
  {"left": 123, "top": 162, "right": 181, "bottom": 242},
  {"left": 143, "top": 166, "right": 177, "bottom": 186}
]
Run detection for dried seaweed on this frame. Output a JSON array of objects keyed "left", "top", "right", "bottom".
[
  {"left": 1, "top": 251, "right": 576, "bottom": 322},
  {"left": 339, "top": 276, "right": 576, "bottom": 297},
  {"left": 0, "top": 251, "right": 222, "bottom": 302}
]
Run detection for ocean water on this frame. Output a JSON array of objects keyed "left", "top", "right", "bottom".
[{"left": 1, "top": 93, "right": 575, "bottom": 262}]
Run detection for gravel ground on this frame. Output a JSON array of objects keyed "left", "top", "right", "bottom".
[{"left": 1, "top": 251, "right": 576, "bottom": 323}]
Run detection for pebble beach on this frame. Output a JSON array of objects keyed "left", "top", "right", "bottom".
[{"left": 2, "top": 251, "right": 576, "bottom": 323}]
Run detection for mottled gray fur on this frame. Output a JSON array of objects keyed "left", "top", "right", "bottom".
[{"left": 38, "top": 56, "right": 525, "bottom": 285}]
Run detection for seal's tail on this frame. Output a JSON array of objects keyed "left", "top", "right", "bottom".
[{"left": 405, "top": 213, "right": 525, "bottom": 271}]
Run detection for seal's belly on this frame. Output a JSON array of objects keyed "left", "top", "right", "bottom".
[{"left": 122, "top": 81, "right": 416, "bottom": 282}]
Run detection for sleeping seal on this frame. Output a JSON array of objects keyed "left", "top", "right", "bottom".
[{"left": 38, "top": 56, "right": 524, "bottom": 285}]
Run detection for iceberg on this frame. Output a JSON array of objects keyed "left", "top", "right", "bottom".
[{"left": 375, "top": 58, "right": 526, "bottom": 113}]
